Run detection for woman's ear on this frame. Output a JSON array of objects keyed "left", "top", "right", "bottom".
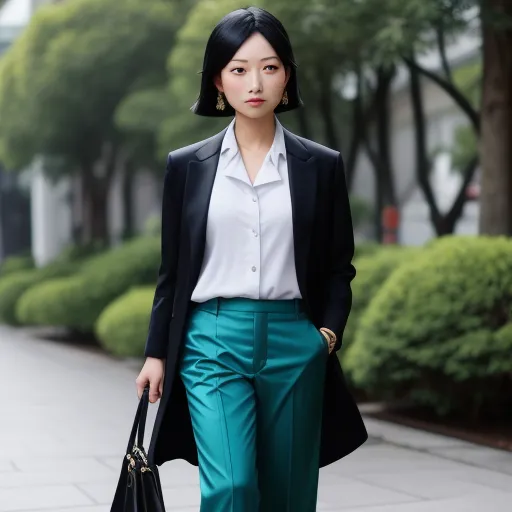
[{"left": 214, "top": 75, "right": 224, "bottom": 93}]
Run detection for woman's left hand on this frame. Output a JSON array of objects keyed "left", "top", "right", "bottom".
[{"left": 320, "top": 329, "right": 335, "bottom": 354}]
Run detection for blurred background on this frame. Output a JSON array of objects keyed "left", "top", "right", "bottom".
[{"left": 0, "top": 0, "right": 511, "bottom": 455}]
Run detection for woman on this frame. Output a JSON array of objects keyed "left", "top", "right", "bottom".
[{"left": 135, "top": 6, "right": 367, "bottom": 511}]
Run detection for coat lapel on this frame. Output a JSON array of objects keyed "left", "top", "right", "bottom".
[
  {"left": 184, "top": 129, "right": 227, "bottom": 290},
  {"left": 183, "top": 124, "right": 317, "bottom": 300},
  {"left": 283, "top": 127, "right": 317, "bottom": 300}
]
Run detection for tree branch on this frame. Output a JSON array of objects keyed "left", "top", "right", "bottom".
[
  {"left": 407, "top": 56, "right": 441, "bottom": 224},
  {"left": 436, "top": 24, "right": 453, "bottom": 84},
  {"left": 317, "top": 66, "right": 339, "bottom": 150},
  {"left": 403, "top": 56, "right": 480, "bottom": 133},
  {"left": 446, "top": 155, "right": 479, "bottom": 228}
]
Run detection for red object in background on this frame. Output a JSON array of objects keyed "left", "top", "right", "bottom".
[
  {"left": 466, "top": 183, "right": 480, "bottom": 200},
  {"left": 382, "top": 205, "right": 399, "bottom": 244}
]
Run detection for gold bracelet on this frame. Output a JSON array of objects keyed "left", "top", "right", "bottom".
[
  {"left": 320, "top": 327, "right": 337, "bottom": 353},
  {"left": 319, "top": 327, "right": 337, "bottom": 344}
]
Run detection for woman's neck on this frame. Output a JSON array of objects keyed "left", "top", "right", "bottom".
[{"left": 233, "top": 113, "right": 276, "bottom": 152}]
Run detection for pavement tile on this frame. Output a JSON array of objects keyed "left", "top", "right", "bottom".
[
  {"left": 428, "top": 446, "right": 512, "bottom": 475},
  {"left": 2, "top": 326, "right": 512, "bottom": 512},
  {"left": 316, "top": 477, "right": 419, "bottom": 509},
  {"left": 158, "top": 460, "right": 201, "bottom": 487},
  {"left": 363, "top": 417, "right": 475, "bottom": 450},
  {"left": 327, "top": 444, "right": 469, "bottom": 477},
  {"left": 338, "top": 489, "right": 512, "bottom": 512},
  {"left": 8, "top": 457, "right": 118, "bottom": 478},
  {"left": 75, "top": 482, "right": 119, "bottom": 505},
  {"left": 0, "top": 460, "right": 15, "bottom": 472},
  {"left": 23, "top": 508, "right": 108, "bottom": 512},
  {"left": 0, "top": 485, "right": 93, "bottom": 512},
  {"left": 162, "top": 485, "right": 201, "bottom": 508},
  {"left": 450, "top": 465, "right": 512, "bottom": 492},
  {"left": 352, "top": 469, "right": 503, "bottom": 500},
  {"left": 0, "top": 470, "right": 119, "bottom": 490}
]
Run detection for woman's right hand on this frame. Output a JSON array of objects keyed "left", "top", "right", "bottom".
[{"left": 135, "top": 357, "right": 165, "bottom": 403}]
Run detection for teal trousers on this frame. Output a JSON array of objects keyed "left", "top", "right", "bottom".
[{"left": 179, "top": 297, "right": 329, "bottom": 512}]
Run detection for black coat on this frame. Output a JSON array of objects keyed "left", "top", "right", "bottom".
[{"left": 145, "top": 125, "right": 368, "bottom": 468}]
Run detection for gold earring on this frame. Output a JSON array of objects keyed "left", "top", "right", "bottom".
[
  {"left": 216, "top": 91, "right": 225, "bottom": 111},
  {"left": 281, "top": 90, "right": 289, "bottom": 105}
]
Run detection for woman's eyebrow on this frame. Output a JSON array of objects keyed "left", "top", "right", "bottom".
[{"left": 230, "top": 56, "right": 279, "bottom": 63}]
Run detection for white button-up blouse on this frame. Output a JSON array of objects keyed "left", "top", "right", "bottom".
[{"left": 190, "top": 117, "right": 302, "bottom": 302}]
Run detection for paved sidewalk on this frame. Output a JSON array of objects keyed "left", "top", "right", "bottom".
[{"left": 1, "top": 325, "right": 511, "bottom": 511}]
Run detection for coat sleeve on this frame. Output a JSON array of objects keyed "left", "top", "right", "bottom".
[
  {"left": 321, "top": 152, "right": 356, "bottom": 352},
  {"left": 144, "top": 154, "right": 182, "bottom": 359}
]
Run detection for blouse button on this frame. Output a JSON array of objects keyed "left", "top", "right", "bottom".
[
  {"left": 251, "top": 266, "right": 257, "bottom": 272},
  {"left": 252, "top": 197, "right": 257, "bottom": 202}
]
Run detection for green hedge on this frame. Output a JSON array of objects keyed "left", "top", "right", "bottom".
[
  {"left": 16, "top": 276, "right": 93, "bottom": 330},
  {"left": 0, "top": 255, "right": 34, "bottom": 276},
  {"left": 16, "top": 236, "right": 160, "bottom": 331},
  {"left": 345, "top": 236, "right": 512, "bottom": 418},
  {"left": 353, "top": 241, "right": 381, "bottom": 260},
  {"left": 0, "top": 262, "right": 79, "bottom": 325},
  {"left": 96, "top": 287, "right": 154, "bottom": 357},
  {"left": 343, "top": 246, "right": 419, "bottom": 354},
  {"left": 54, "top": 241, "right": 106, "bottom": 263}
]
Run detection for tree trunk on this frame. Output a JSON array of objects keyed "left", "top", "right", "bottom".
[
  {"left": 345, "top": 69, "right": 364, "bottom": 191},
  {"left": 478, "top": 0, "right": 512, "bottom": 235},
  {"left": 375, "top": 66, "right": 397, "bottom": 209},
  {"left": 81, "top": 170, "right": 110, "bottom": 245},
  {"left": 122, "top": 161, "right": 135, "bottom": 240},
  {"left": 79, "top": 142, "right": 117, "bottom": 245},
  {"left": 362, "top": 65, "right": 398, "bottom": 242},
  {"left": 317, "top": 67, "right": 339, "bottom": 150},
  {"left": 408, "top": 57, "right": 478, "bottom": 236}
]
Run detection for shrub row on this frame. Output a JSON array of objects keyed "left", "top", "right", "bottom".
[
  {"left": 95, "top": 287, "right": 154, "bottom": 357},
  {"left": 0, "top": 254, "right": 34, "bottom": 276},
  {"left": 16, "top": 236, "right": 160, "bottom": 331},
  {"left": 344, "top": 236, "right": 512, "bottom": 419},
  {"left": 0, "top": 262, "right": 79, "bottom": 325},
  {"left": 5, "top": 234, "right": 510, "bottom": 420}
]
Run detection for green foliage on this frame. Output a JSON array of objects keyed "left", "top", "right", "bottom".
[
  {"left": 0, "top": 272, "right": 41, "bottom": 325},
  {"left": 96, "top": 287, "right": 154, "bottom": 357},
  {"left": 16, "top": 276, "right": 90, "bottom": 329},
  {"left": 53, "top": 241, "right": 106, "bottom": 264},
  {"left": 345, "top": 236, "right": 512, "bottom": 418},
  {"left": 354, "top": 242, "right": 382, "bottom": 260},
  {"left": 158, "top": 0, "right": 244, "bottom": 154},
  {"left": 16, "top": 236, "right": 160, "bottom": 331},
  {"left": 450, "top": 124, "right": 478, "bottom": 174},
  {"left": 452, "top": 58, "right": 482, "bottom": 108},
  {"left": 428, "top": 58, "right": 481, "bottom": 175},
  {"left": 343, "top": 246, "right": 420, "bottom": 353},
  {"left": 0, "top": 261, "right": 78, "bottom": 325},
  {"left": 0, "top": 255, "right": 34, "bottom": 276},
  {"left": 0, "top": 0, "right": 176, "bottom": 170}
]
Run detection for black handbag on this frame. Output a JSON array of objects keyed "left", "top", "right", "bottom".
[{"left": 110, "top": 386, "right": 166, "bottom": 511}]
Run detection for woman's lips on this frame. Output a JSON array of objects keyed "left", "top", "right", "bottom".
[{"left": 246, "top": 99, "right": 265, "bottom": 106}]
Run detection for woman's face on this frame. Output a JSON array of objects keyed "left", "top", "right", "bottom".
[{"left": 215, "top": 32, "right": 290, "bottom": 119}]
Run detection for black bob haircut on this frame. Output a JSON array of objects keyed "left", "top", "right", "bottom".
[{"left": 191, "top": 7, "right": 303, "bottom": 117}]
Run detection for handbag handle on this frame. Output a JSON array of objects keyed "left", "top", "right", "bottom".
[{"left": 126, "top": 386, "right": 150, "bottom": 453}]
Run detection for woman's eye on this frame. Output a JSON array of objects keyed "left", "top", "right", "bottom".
[
  {"left": 264, "top": 65, "right": 278, "bottom": 71},
  {"left": 231, "top": 68, "right": 245, "bottom": 74}
]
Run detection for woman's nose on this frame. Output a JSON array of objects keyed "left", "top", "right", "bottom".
[{"left": 248, "top": 70, "right": 262, "bottom": 93}]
